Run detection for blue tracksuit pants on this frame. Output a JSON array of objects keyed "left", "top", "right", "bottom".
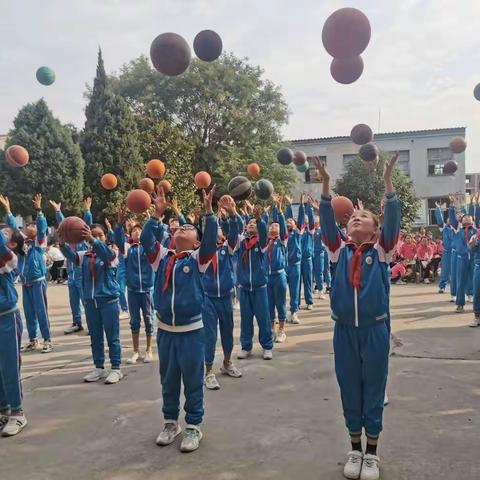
[
  {"left": 0, "top": 310, "right": 23, "bottom": 411},
  {"left": 287, "top": 263, "right": 301, "bottom": 313},
  {"left": 333, "top": 321, "right": 390, "bottom": 438},
  {"left": 313, "top": 251, "right": 325, "bottom": 291},
  {"left": 84, "top": 300, "right": 121, "bottom": 369},
  {"left": 127, "top": 289, "right": 154, "bottom": 336},
  {"left": 22, "top": 280, "right": 51, "bottom": 341},
  {"left": 438, "top": 249, "right": 451, "bottom": 290},
  {"left": 157, "top": 328, "right": 205, "bottom": 425},
  {"left": 473, "top": 265, "right": 480, "bottom": 314},
  {"left": 450, "top": 250, "right": 457, "bottom": 297},
  {"left": 239, "top": 286, "right": 273, "bottom": 352},
  {"left": 68, "top": 282, "right": 84, "bottom": 327},
  {"left": 300, "top": 257, "right": 314, "bottom": 306},
  {"left": 324, "top": 253, "right": 331, "bottom": 288},
  {"left": 118, "top": 269, "right": 128, "bottom": 312},
  {"left": 456, "top": 255, "right": 473, "bottom": 306},
  {"left": 268, "top": 271, "right": 287, "bottom": 322}
]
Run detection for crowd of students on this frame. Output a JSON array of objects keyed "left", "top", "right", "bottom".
[{"left": 1, "top": 155, "right": 479, "bottom": 480}]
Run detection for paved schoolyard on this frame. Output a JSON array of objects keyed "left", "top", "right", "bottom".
[{"left": 1, "top": 284, "right": 479, "bottom": 480}]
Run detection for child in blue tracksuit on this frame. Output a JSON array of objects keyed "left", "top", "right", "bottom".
[
  {"left": 114, "top": 217, "right": 155, "bottom": 365},
  {"left": 141, "top": 186, "right": 217, "bottom": 453},
  {"left": 2, "top": 194, "right": 52, "bottom": 354},
  {"left": 300, "top": 198, "right": 315, "bottom": 310},
  {"left": 434, "top": 204, "right": 455, "bottom": 297},
  {"left": 315, "top": 154, "right": 400, "bottom": 480},
  {"left": 313, "top": 214, "right": 327, "bottom": 300},
  {"left": 60, "top": 223, "right": 123, "bottom": 385},
  {"left": 0, "top": 227, "right": 27, "bottom": 437},
  {"left": 468, "top": 231, "right": 480, "bottom": 327}
]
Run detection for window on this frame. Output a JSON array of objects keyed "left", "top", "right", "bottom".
[
  {"left": 427, "top": 148, "right": 453, "bottom": 176},
  {"left": 388, "top": 150, "right": 410, "bottom": 176},
  {"left": 427, "top": 197, "right": 449, "bottom": 225},
  {"left": 343, "top": 154, "right": 357, "bottom": 166},
  {"left": 305, "top": 156, "right": 326, "bottom": 183}
]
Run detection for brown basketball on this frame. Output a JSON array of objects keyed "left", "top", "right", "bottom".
[
  {"left": 351, "top": 124, "right": 373, "bottom": 145},
  {"left": 247, "top": 163, "right": 261, "bottom": 177},
  {"left": 150, "top": 32, "right": 191, "bottom": 76},
  {"left": 194, "top": 171, "right": 211, "bottom": 189},
  {"left": 443, "top": 160, "right": 458, "bottom": 175},
  {"left": 5, "top": 145, "right": 29, "bottom": 168},
  {"left": 449, "top": 137, "right": 466, "bottom": 154},
  {"left": 193, "top": 30, "right": 223, "bottom": 62},
  {"left": 159, "top": 180, "right": 172, "bottom": 193},
  {"left": 138, "top": 177, "right": 155, "bottom": 194},
  {"left": 293, "top": 151, "right": 307, "bottom": 166},
  {"left": 146, "top": 159, "right": 166, "bottom": 179},
  {"left": 101, "top": 173, "right": 117, "bottom": 190},
  {"left": 126, "top": 189, "right": 152, "bottom": 214},
  {"left": 58, "top": 216, "right": 87, "bottom": 244},
  {"left": 330, "top": 56, "right": 364, "bottom": 84},
  {"left": 332, "top": 196, "right": 354, "bottom": 224}
]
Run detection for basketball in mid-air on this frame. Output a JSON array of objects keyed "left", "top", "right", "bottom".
[
  {"left": 126, "top": 189, "right": 152, "bottom": 214},
  {"left": 330, "top": 56, "right": 364, "bottom": 84},
  {"left": 193, "top": 30, "right": 223, "bottom": 62},
  {"left": 5, "top": 145, "right": 29, "bottom": 167},
  {"left": 150, "top": 32, "right": 191, "bottom": 76},
  {"left": 228, "top": 176, "right": 252, "bottom": 200},
  {"left": 351, "top": 124, "right": 373, "bottom": 145}
]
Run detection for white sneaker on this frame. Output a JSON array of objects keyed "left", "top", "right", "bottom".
[
  {"left": 344, "top": 450, "right": 363, "bottom": 479},
  {"left": 41, "top": 340, "right": 53, "bottom": 354},
  {"left": 423, "top": 278, "right": 430, "bottom": 284},
  {"left": 143, "top": 350, "right": 154, "bottom": 363},
  {"left": 220, "top": 363, "right": 242, "bottom": 378},
  {"left": 180, "top": 426, "right": 203, "bottom": 452},
  {"left": 119, "top": 311, "right": 130, "bottom": 320},
  {"left": 306, "top": 304, "right": 313, "bottom": 310},
  {"left": 291, "top": 312, "right": 300, "bottom": 324},
  {"left": 237, "top": 350, "right": 252, "bottom": 359},
  {"left": 275, "top": 330, "right": 287, "bottom": 343},
  {"left": 318, "top": 292, "right": 326, "bottom": 300},
  {"left": 84, "top": 368, "right": 108, "bottom": 382},
  {"left": 0, "top": 415, "right": 9, "bottom": 432},
  {"left": 360, "top": 454, "right": 380, "bottom": 480},
  {"left": 156, "top": 421, "right": 182, "bottom": 446},
  {"left": 205, "top": 373, "right": 220, "bottom": 390},
  {"left": 263, "top": 349, "right": 273, "bottom": 360},
  {"left": 1, "top": 415, "right": 27, "bottom": 437},
  {"left": 397, "top": 280, "right": 407, "bottom": 285},
  {"left": 126, "top": 351, "right": 141, "bottom": 364},
  {"left": 468, "top": 317, "right": 480, "bottom": 328},
  {"left": 384, "top": 393, "right": 389, "bottom": 406},
  {"left": 104, "top": 369, "right": 124, "bottom": 384},
  {"left": 450, "top": 296, "right": 456, "bottom": 303},
  {"left": 467, "top": 295, "right": 473, "bottom": 303},
  {"left": 233, "top": 302, "right": 240, "bottom": 310}
]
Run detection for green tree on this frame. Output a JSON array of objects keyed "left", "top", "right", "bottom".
[
  {"left": 81, "top": 48, "right": 143, "bottom": 220},
  {"left": 334, "top": 151, "right": 420, "bottom": 228},
  {"left": 0, "top": 99, "right": 84, "bottom": 221}
]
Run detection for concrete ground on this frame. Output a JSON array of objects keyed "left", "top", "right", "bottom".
[{"left": 1, "top": 283, "right": 479, "bottom": 480}]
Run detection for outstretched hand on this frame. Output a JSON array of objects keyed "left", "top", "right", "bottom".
[
  {"left": 202, "top": 185, "right": 216, "bottom": 215},
  {"left": 0, "top": 195, "right": 11, "bottom": 213},
  {"left": 383, "top": 152, "right": 398, "bottom": 194},
  {"left": 84, "top": 197, "right": 92, "bottom": 210},
  {"left": 32, "top": 193, "right": 42, "bottom": 210},
  {"left": 49, "top": 200, "right": 61, "bottom": 212},
  {"left": 153, "top": 184, "right": 168, "bottom": 218}
]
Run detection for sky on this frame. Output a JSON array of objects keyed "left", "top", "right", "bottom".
[{"left": 1, "top": 0, "right": 479, "bottom": 172}]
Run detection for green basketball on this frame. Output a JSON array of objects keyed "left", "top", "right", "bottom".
[
  {"left": 296, "top": 161, "right": 309, "bottom": 173},
  {"left": 254, "top": 179, "right": 274, "bottom": 200},
  {"left": 36, "top": 66, "right": 55, "bottom": 86}
]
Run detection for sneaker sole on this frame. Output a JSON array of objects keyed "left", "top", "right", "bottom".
[
  {"left": 156, "top": 427, "right": 182, "bottom": 446},
  {"left": 205, "top": 384, "right": 220, "bottom": 390},
  {"left": 219, "top": 368, "right": 242, "bottom": 378}
]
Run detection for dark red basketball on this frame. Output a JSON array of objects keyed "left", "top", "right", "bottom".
[
  {"left": 193, "top": 30, "right": 223, "bottom": 62},
  {"left": 277, "top": 148, "right": 294, "bottom": 165},
  {"left": 449, "top": 137, "right": 466, "bottom": 154},
  {"left": 332, "top": 196, "right": 354, "bottom": 224},
  {"left": 5, "top": 145, "right": 29, "bottom": 167},
  {"left": 330, "top": 56, "right": 364, "bottom": 84},
  {"left": 126, "top": 189, "right": 152, "bottom": 214},
  {"left": 293, "top": 151, "right": 307, "bottom": 166},
  {"left": 150, "top": 32, "right": 191, "bottom": 76},
  {"left": 322, "top": 8, "right": 371, "bottom": 58},
  {"left": 351, "top": 124, "right": 373, "bottom": 145},
  {"left": 443, "top": 160, "right": 458, "bottom": 175},
  {"left": 359, "top": 143, "right": 379, "bottom": 162},
  {"left": 474, "top": 83, "right": 480, "bottom": 101},
  {"left": 58, "top": 216, "right": 87, "bottom": 244}
]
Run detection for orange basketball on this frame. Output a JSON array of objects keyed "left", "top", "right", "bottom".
[
  {"left": 138, "top": 177, "right": 155, "bottom": 194},
  {"left": 449, "top": 137, "right": 466, "bottom": 154},
  {"left": 194, "top": 171, "right": 211, "bottom": 189},
  {"left": 159, "top": 179, "right": 172, "bottom": 193},
  {"left": 247, "top": 163, "right": 260, "bottom": 177},
  {"left": 146, "top": 159, "right": 166, "bottom": 179},
  {"left": 57, "top": 216, "right": 87, "bottom": 244},
  {"left": 5, "top": 145, "right": 29, "bottom": 168},
  {"left": 332, "top": 196, "right": 354, "bottom": 224},
  {"left": 101, "top": 173, "right": 117, "bottom": 190},
  {"left": 126, "top": 189, "right": 152, "bottom": 214}
]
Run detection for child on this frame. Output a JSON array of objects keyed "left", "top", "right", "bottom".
[
  {"left": 468, "top": 232, "right": 480, "bottom": 327},
  {"left": 114, "top": 213, "right": 155, "bottom": 364},
  {"left": 60, "top": 223, "right": 123, "bottom": 384},
  {"left": 315, "top": 153, "right": 400, "bottom": 480},
  {"left": 307, "top": 194, "right": 327, "bottom": 300},
  {"left": 0, "top": 227, "right": 27, "bottom": 436},
  {"left": 0, "top": 194, "right": 52, "bottom": 353},
  {"left": 415, "top": 237, "right": 433, "bottom": 284},
  {"left": 391, "top": 258, "right": 409, "bottom": 285},
  {"left": 141, "top": 186, "right": 217, "bottom": 453},
  {"left": 299, "top": 197, "right": 315, "bottom": 310}
]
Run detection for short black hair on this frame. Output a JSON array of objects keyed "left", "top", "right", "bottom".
[{"left": 90, "top": 223, "right": 106, "bottom": 234}]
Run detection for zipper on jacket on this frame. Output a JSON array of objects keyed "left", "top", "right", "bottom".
[
  {"left": 249, "top": 249, "right": 252, "bottom": 292},
  {"left": 171, "top": 263, "right": 176, "bottom": 326},
  {"left": 216, "top": 251, "right": 220, "bottom": 297},
  {"left": 137, "top": 246, "right": 142, "bottom": 290},
  {"left": 354, "top": 288, "right": 359, "bottom": 327}
]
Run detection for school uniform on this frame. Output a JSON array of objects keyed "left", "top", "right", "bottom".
[
  {"left": 141, "top": 214, "right": 217, "bottom": 426},
  {"left": 471, "top": 233, "right": 480, "bottom": 315},
  {"left": 320, "top": 191, "right": 400, "bottom": 438},
  {"left": 299, "top": 202, "right": 315, "bottom": 307},
  {"left": 313, "top": 227, "right": 326, "bottom": 292}
]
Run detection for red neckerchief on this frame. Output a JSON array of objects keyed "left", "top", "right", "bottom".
[
  {"left": 84, "top": 252, "right": 97, "bottom": 280},
  {"left": 464, "top": 226, "right": 470, "bottom": 245},
  {"left": 168, "top": 236, "right": 175, "bottom": 249},
  {"left": 346, "top": 241, "right": 375, "bottom": 289},
  {"left": 210, "top": 242, "right": 225, "bottom": 276},
  {"left": 163, "top": 252, "right": 189, "bottom": 293},
  {"left": 242, "top": 236, "right": 258, "bottom": 263},
  {"left": 268, "top": 235, "right": 278, "bottom": 263}
]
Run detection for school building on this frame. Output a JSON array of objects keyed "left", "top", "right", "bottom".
[{"left": 289, "top": 127, "right": 467, "bottom": 226}]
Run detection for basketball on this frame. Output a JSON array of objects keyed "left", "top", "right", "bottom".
[
  {"left": 332, "top": 196, "right": 354, "bottom": 224},
  {"left": 247, "top": 163, "right": 261, "bottom": 177},
  {"left": 254, "top": 179, "right": 274, "bottom": 200},
  {"left": 351, "top": 124, "right": 373, "bottom": 145},
  {"left": 126, "top": 189, "right": 152, "bottom": 214},
  {"left": 474, "top": 83, "right": 480, "bottom": 101},
  {"left": 5, "top": 145, "right": 29, "bottom": 167},
  {"left": 150, "top": 32, "right": 191, "bottom": 76},
  {"left": 293, "top": 151, "right": 307, "bottom": 166},
  {"left": 359, "top": 143, "right": 379, "bottom": 162},
  {"left": 449, "top": 137, "right": 466, "bottom": 154},
  {"left": 330, "top": 56, "right": 364, "bottom": 84},
  {"left": 57, "top": 216, "right": 87, "bottom": 244},
  {"left": 36, "top": 66, "right": 56, "bottom": 86},
  {"left": 138, "top": 177, "right": 155, "bottom": 194},
  {"left": 296, "top": 161, "right": 310, "bottom": 173},
  {"left": 322, "top": 8, "right": 371, "bottom": 58},
  {"left": 443, "top": 160, "right": 458, "bottom": 175},
  {"left": 228, "top": 176, "right": 252, "bottom": 200},
  {"left": 100, "top": 173, "right": 117, "bottom": 190},
  {"left": 193, "top": 30, "right": 223, "bottom": 62},
  {"left": 194, "top": 171, "right": 212, "bottom": 189},
  {"left": 146, "top": 159, "right": 166, "bottom": 179},
  {"left": 277, "top": 148, "right": 294, "bottom": 165},
  {"left": 159, "top": 179, "right": 172, "bottom": 193}
]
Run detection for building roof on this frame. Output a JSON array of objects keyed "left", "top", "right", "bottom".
[{"left": 289, "top": 127, "right": 466, "bottom": 145}]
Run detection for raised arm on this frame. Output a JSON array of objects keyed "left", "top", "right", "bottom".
[
  {"left": 33, "top": 194, "right": 47, "bottom": 247},
  {"left": 197, "top": 187, "right": 218, "bottom": 270},
  {"left": 60, "top": 242, "right": 80, "bottom": 265},
  {"left": 0, "top": 230, "right": 17, "bottom": 273},
  {"left": 434, "top": 203, "right": 445, "bottom": 230},
  {"left": 448, "top": 195, "right": 459, "bottom": 230},
  {"left": 0, "top": 195, "right": 18, "bottom": 230},
  {"left": 306, "top": 201, "right": 315, "bottom": 231},
  {"left": 91, "top": 239, "right": 118, "bottom": 265},
  {"left": 114, "top": 224, "right": 126, "bottom": 255},
  {"left": 83, "top": 197, "right": 93, "bottom": 226}
]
